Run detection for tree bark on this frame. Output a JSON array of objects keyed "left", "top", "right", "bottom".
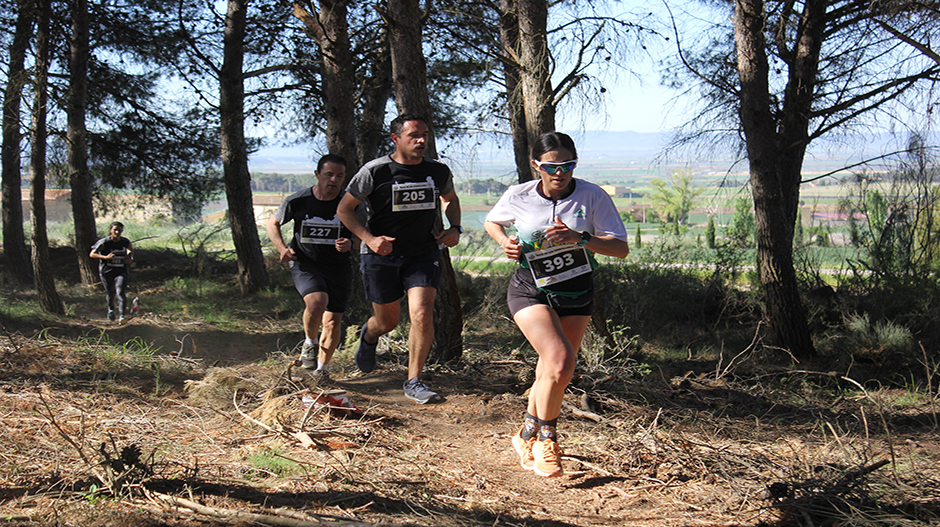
[
  {"left": 384, "top": 0, "right": 437, "bottom": 153},
  {"left": 292, "top": 0, "right": 357, "bottom": 167},
  {"left": 221, "top": 0, "right": 269, "bottom": 294},
  {"left": 499, "top": 0, "right": 531, "bottom": 183},
  {"left": 516, "top": 0, "right": 554, "bottom": 144},
  {"left": 1, "top": 0, "right": 33, "bottom": 284},
  {"left": 30, "top": 0, "right": 63, "bottom": 315},
  {"left": 357, "top": 26, "right": 392, "bottom": 166},
  {"left": 382, "top": 0, "right": 462, "bottom": 362},
  {"left": 734, "top": 0, "right": 818, "bottom": 357},
  {"left": 68, "top": 0, "right": 98, "bottom": 285}
]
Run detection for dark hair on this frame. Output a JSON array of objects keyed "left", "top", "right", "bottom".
[
  {"left": 317, "top": 153, "right": 347, "bottom": 172},
  {"left": 530, "top": 131, "right": 578, "bottom": 161},
  {"left": 390, "top": 114, "right": 428, "bottom": 136},
  {"left": 110, "top": 221, "right": 124, "bottom": 230}
]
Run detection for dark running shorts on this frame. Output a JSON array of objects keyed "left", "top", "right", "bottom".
[
  {"left": 289, "top": 259, "right": 352, "bottom": 313},
  {"left": 361, "top": 250, "right": 441, "bottom": 305},
  {"left": 506, "top": 267, "right": 594, "bottom": 317}
]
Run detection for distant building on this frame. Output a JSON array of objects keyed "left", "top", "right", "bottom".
[
  {"left": 202, "top": 194, "right": 287, "bottom": 226},
  {"left": 600, "top": 184, "right": 631, "bottom": 198},
  {"left": 21, "top": 189, "right": 73, "bottom": 223},
  {"left": 22, "top": 190, "right": 181, "bottom": 224}
]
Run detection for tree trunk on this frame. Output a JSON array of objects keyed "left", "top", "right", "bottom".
[
  {"left": 384, "top": 0, "right": 437, "bottom": 153},
  {"left": 1, "top": 0, "right": 32, "bottom": 284},
  {"left": 499, "top": 0, "right": 531, "bottom": 183},
  {"left": 292, "top": 0, "right": 357, "bottom": 167},
  {"left": 30, "top": 0, "right": 63, "bottom": 315},
  {"left": 357, "top": 25, "right": 392, "bottom": 166},
  {"left": 382, "top": 0, "right": 462, "bottom": 362},
  {"left": 68, "top": 0, "right": 98, "bottom": 285},
  {"left": 221, "top": 0, "right": 269, "bottom": 294},
  {"left": 734, "top": 0, "right": 817, "bottom": 357},
  {"left": 516, "top": 0, "right": 554, "bottom": 143}
]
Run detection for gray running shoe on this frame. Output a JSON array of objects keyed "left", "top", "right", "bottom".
[
  {"left": 311, "top": 368, "right": 331, "bottom": 382},
  {"left": 300, "top": 342, "right": 317, "bottom": 370},
  {"left": 354, "top": 324, "right": 377, "bottom": 373},
  {"left": 403, "top": 378, "right": 441, "bottom": 404}
]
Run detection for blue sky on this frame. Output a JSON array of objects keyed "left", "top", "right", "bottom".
[
  {"left": 550, "top": 1, "right": 705, "bottom": 134},
  {"left": 557, "top": 63, "right": 685, "bottom": 134}
]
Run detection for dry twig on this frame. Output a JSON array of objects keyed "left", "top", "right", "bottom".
[{"left": 149, "top": 491, "right": 372, "bottom": 527}]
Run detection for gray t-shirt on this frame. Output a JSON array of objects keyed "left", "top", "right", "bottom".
[{"left": 346, "top": 155, "right": 455, "bottom": 257}]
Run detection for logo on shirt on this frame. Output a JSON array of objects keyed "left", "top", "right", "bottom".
[
  {"left": 574, "top": 207, "right": 586, "bottom": 219},
  {"left": 531, "top": 230, "right": 549, "bottom": 251}
]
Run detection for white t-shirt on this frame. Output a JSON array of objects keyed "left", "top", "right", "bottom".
[
  {"left": 486, "top": 178, "right": 627, "bottom": 291},
  {"left": 485, "top": 178, "right": 627, "bottom": 254}
]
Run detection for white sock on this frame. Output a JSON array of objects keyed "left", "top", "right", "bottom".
[
  {"left": 317, "top": 362, "right": 328, "bottom": 371},
  {"left": 304, "top": 337, "right": 315, "bottom": 345}
]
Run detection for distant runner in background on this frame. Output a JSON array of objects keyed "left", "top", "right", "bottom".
[
  {"left": 266, "top": 154, "right": 353, "bottom": 379},
  {"left": 90, "top": 221, "right": 134, "bottom": 324},
  {"left": 484, "top": 132, "right": 629, "bottom": 477}
]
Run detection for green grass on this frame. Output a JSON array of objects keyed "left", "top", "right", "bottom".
[
  {"left": 138, "top": 275, "right": 299, "bottom": 330},
  {"left": 247, "top": 447, "right": 304, "bottom": 477}
]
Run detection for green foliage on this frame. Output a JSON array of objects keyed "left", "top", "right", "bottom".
[
  {"left": 78, "top": 484, "right": 107, "bottom": 506},
  {"left": 251, "top": 173, "right": 316, "bottom": 194},
  {"left": 658, "top": 221, "right": 687, "bottom": 237},
  {"left": 807, "top": 225, "right": 831, "bottom": 247},
  {"left": 648, "top": 169, "right": 702, "bottom": 229},
  {"left": 580, "top": 323, "right": 648, "bottom": 377},
  {"left": 704, "top": 215, "right": 716, "bottom": 249},
  {"left": 794, "top": 208, "right": 804, "bottom": 245},
  {"left": 725, "top": 196, "right": 755, "bottom": 248},
  {"left": 840, "top": 137, "right": 940, "bottom": 288},
  {"left": 247, "top": 447, "right": 302, "bottom": 477},
  {"left": 634, "top": 224, "right": 642, "bottom": 248},
  {"left": 619, "top": 210, "right": 638, "bottom": 224},
  {"left": 176, "top": 223, "right": 232, "bottom": 278},
  {"left": 90, "top": 112, "right": 223, "bottom": 223},
  {"left": 590, "top": 261, "right": 760, "bottom": 354},
  {"left": 456, "top": 178, "right": 509, "bottom": 195},
  {"left": 828, "top": 314, "right": 915, "bottom": 362}
]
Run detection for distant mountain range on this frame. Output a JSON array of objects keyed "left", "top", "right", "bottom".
[{"left": 249, "top": 130, "right": 922, "bottom": 183}]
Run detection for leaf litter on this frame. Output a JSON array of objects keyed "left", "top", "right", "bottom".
[{"left": 1, "top": 304, "right": 940, "bottom": 526}]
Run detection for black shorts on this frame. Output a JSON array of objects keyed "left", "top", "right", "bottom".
[
  {"left": 361, "top": 250, "right": 441, "bottom": 304},
  {"left": 289, "top": 259, "right": 352, "bottom": 313},
  {"left": 506, "top": 267, "right": 594, "bottom": 317}
]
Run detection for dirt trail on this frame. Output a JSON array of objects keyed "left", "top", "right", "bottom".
[{"left": 308, "top": 368, "right": 711, "bottom": 527}]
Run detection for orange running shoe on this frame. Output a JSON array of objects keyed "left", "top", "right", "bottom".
[
  {"left": 511, "top": 428, "right": 536, "bottom": 470},
  {"left": 532, "top": 438, "right": 563, "bottom": 477}
]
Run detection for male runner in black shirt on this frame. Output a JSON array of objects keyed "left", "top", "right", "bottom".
[
  {"left": 337, "top": 115, "right": 461, "bottom": 404},
  {"left": 267, "top": 154, "right": 352, "bottom": 377}
]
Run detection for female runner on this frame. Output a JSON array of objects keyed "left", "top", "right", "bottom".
[{"left": 484, "top": 131, "right": 629, "bottom": 477}]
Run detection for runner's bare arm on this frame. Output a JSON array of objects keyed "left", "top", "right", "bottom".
[
  {"left": 265, "top": 216, "right": 296, "bottom": 262},
  {"left": 337, "top": 192, "right": 394, "bottom": 254}
]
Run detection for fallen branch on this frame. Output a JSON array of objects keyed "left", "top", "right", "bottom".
[
  {"left": 836, "top": 459, "right": 890, "bottom": 487},
  {"left": 0, "top": 322, "right": 21, "bottom": 354},
  {"left": 150, "top": 491, "right": 371, "bottom": 527},
  {"left": 562, "top": 401, "right": 603, "bottom": 423},
  {"left": 36, "top": 392, "right": 114, "bottom": 492},
  {"left": 562, "top": 454, "right": 614, "bottom": 476}
]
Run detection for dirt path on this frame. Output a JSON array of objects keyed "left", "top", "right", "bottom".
[
  {"left": 0, "top": 309, "right": 757, "bottom": 526},
  {"left": 316, "top": 367, "right": 732, "bottom": 527},
  {"left": 13, "top": 302, "right": 932, "bottom": 526}
]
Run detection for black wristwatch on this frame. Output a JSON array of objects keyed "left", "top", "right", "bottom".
[
  {"left": 451, "top": 225, "right": 463, "bottom": 233},
  {"left": 578, "top": 231, "right": 592, "bottom": 246}
]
